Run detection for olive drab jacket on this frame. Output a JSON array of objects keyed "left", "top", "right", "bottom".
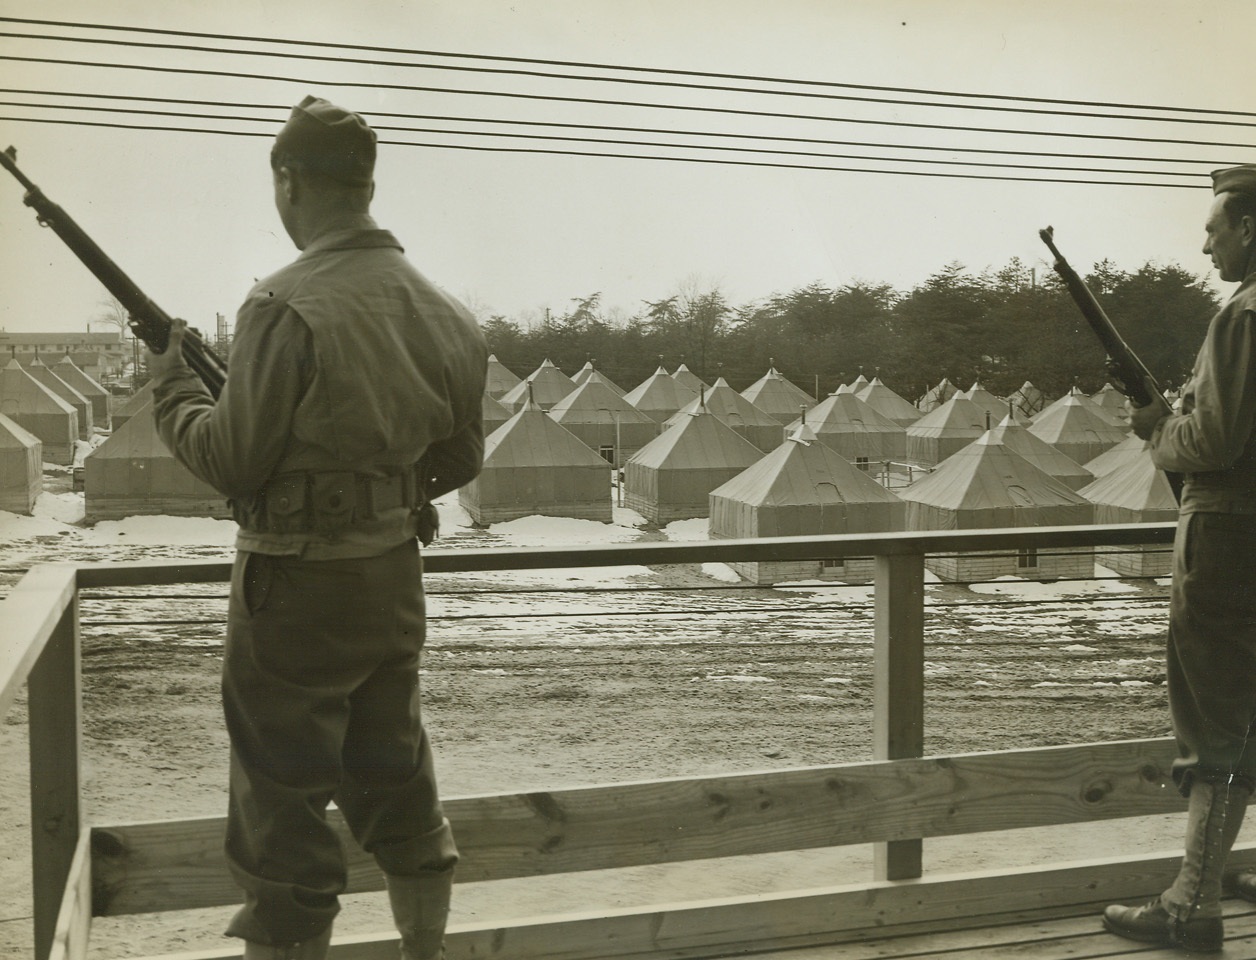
[{"left": 153, "top": 214, "right": 488, "bottom": 559}]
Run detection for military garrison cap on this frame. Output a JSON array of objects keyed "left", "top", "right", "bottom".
[
  {"left": 271, "top": 95, "right": 376, "bottom": 186},
  {"left": 1212, "top": 165, "right": 1256, "bottom": 197}
]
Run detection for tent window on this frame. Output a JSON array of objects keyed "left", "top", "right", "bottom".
[
  {"left": 1017, "top": 546, "right": 1039, "bottom": 570},
  {"left": 598, "top": 445, "right": 616, "bottom": 464},
  {"left": 855, "top": 456, "right": 870, "bottom": 470}
]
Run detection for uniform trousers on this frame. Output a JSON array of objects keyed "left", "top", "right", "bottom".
[
  {"left": 221, "top": 538, "right": 458, "bottom": 945},
  {"left": 1166, "top": 511, "right": 1256, "bottom": 796}
]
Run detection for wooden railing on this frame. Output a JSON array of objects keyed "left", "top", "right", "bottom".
[{"left": 12, "top": 522, "right": 1248, "bottom": 960}]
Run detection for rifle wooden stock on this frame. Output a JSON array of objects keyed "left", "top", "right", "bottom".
[
  {"left": 1039, "top": 226, "right": 1182, "bottom": 502},
  {"left": 1, "top": 146, "right": 227, "bottom": 398}
]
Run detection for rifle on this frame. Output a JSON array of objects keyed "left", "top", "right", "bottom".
[
  {"left": 1039, "top": 225, "right": 1182, "bottom": 501},
  {"left": 1, "top": 146, "right": 227, "bottom": 398}
]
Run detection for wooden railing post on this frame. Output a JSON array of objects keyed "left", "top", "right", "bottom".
[
  {"left": 27, "top": 592, "right": 82, "bottom": 960},
  {"left": 873, "top": 550, "right": 925, "bottom": 881}
]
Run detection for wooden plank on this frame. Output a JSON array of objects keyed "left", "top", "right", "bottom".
[
  {"left": 125, "top": 846, "right": 1256, "bottom": 960},
  {"left": 69, "top": 523, "right": 1176, "bottom": 584},
  {"left": 91, "top": 738, "right": 1188, "bottom": 916},
  {"left": 45, "top": 830, "right": 92, "bottom": 960},
  {"left": 873, "top": 551, "right": 925, "bottom": 882},
  {"left": 28, "top": 594, "right": 82, "bottom": 960},
  {"left": 0, "top": 564, "right": 76, "bottom": 721}
]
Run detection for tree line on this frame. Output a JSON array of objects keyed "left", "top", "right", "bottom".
[{"left": 481, "top": 259, "right": 1220, "bottom": 403}]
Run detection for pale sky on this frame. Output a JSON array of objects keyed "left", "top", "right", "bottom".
[{"left": 0, "top": 0, "right": 1251, "bottom": 336}]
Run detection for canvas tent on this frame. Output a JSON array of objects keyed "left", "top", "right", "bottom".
[
  {"left": 1083, "top": 434, "right": 1150, "bottom": 478},
  {"left": 53, "top": 354, "right": 112, "bottom": 429},
  {"left": 498, "top": 358, "right": 576, "bottom": 411},
  {"left": 485, "top": 354, "right": 522, "bottom": 400},
  {"left": 0, "top": 358, "right": 77, "bottom": 465},
  {"left": 570, "top": 362, "right": 627, "bottom": 396},
  {"left": 958, "top": 382, "right": 1021, "bottom": 424},
  {"left": 1090, "top": 383, "right": 1131, "bottom": 426},
  {"left": 623, "top": 366, "right": 699, "bottom": 423},
  {"left": 905, "top": 394, "right": 988, "bottom": 467},
  {"left": 739, "top": 366, "right": 816, "bottom": 424},
  {"left": 671, "top": 363, "right": 709, "bottom": 395},
  {"left": 1028, "top": 388, "right": 1128, "bottom": 466},
  {"left": 1080, "top": 452, "right": 1178, "bottom": 577},
  {"left": 83, "top": 399, "right": 230, "bottom": 522},
  {"left": 666, "top": 378, "right": 784, "bottom": 452},
  {"left": 981, "top": 414, "right": 1094, "bottom": 490},
  {"left": 25, "top": 356, "right": 91, "bottom": 440},
  {"left": 899, "top": 433, "right": 1094, "bottom": 581},
  {"left": 111, "top": 380, "right": 156, "bottom": 431},
  {"left": 481, "top": 393, "right": 512, "bottom": 438},
  {"left": 709, "top": 423, "right": 905, "bottom": 584},
  {"left": 459, "top": 401, "right": 611, "bottom": 524},
  {"left": 0, "top": 413, "right": 41, "bottom": 514},
  {"left": 1008, "top": 381, "right": 1046, "bottom": 418},
  {"left": 918, "top": 377, "right": 958, "bottom": 412},
  {"left": 855, "top": 377, "right": 922, "bottom": 427},
  {"left": 547, "top": 374, "right": 659, "bottom": 466},
  {"left": 624, "top": 410, "right": 762, "bottom": 523},
  {"left": 785, "top": 391, "right": 906, "bottom": 467}
]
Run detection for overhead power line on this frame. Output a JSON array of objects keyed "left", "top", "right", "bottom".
[
  {"left": 2, "top": 14, "right": 1252, "bottom": 123},
  {"left": 0, "top": 97, "right": 1214, "bottom": 179},
  {"left": 0, "top": 87, "right": 1240, "bottom": 166},
  {"left": 0, "top": 54, "right": 1250, "bottom": 153},
  {"left": 0, "top": 113, "right": 1202, "bottom": 188},
  {"left": 3, "top": 27, "right": 1253, "bottom": 129}
]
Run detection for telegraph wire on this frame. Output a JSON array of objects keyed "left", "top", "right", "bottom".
[
  {"left": 0, "top": 113, "right": 1202, "bottom": 188},
  {"left": 2, "top": 14, "right": 1252, "bottom": 122},
  {"left": 0, "top": 98, "right": 1212, "bottom": 178},
  {"left": 0, "top": 54, "right": 1250, "bottom": 152},
  {"left": 3, "top": 28, "right": 1253, "bottom": 129},
  {"left": 0, "top": 88, "right": 1238, "bottom": 167}
]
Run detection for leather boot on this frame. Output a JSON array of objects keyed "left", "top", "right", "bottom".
[
  {"left": 385, "top": 870, "right": 454, "bottom": 960},
  {"left": 241, "top": 924, "right": 332, "bottom": 960}
]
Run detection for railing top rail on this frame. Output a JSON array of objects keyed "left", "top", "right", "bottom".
[{"left": 64, "top": 522, "right": 1176, "bottom": 585}]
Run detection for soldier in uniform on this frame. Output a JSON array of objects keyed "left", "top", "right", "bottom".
[
  {"left": 1103, "top": 164, "right": 1256, "bottom": 952},
  {"left": 149, "top": 96, "right": 487, "bottom": 960}
]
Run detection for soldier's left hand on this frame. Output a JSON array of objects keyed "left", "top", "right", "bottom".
[{"left": 146, "top": 317, "right": 191, "bottom": 379}]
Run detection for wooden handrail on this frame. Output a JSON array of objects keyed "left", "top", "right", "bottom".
[{"left": 0, "top": 521, "right": 1180, "bottom": 960}]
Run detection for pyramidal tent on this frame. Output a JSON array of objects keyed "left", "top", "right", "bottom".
[
  {"left": 485, "top": 354, "right": 523, "bottom": 400},
  {"left": 624, "top": 410, "right": 763, "bottom": 523},
  {"left": 899, "top": 432, "right": 1094, "bottom": 581},
  {"left": 83, "top": 399, "right": 230, "bottom": 522},
  {"left": 739, "top": 366, "right": 816, "bottom": 424},
  {"left": 958, "top": 382, "right": 1020, "bottom": 423},
  {"left": 481, "top": 392, "right": 512, "bottom": 438},
  {"left": 1091, "top": 382, "right": 1131, "bottom": 426},
  {"left": 25, "top": 356, "right": 91, "bottom": 440},
  {"left": 0, "top": 413, "right": 41, "bottom": 514},
  {"left": 547, "top": 374, "right": 660, "bottom": 466},
  {"left": 569, "top": 362, "right": 627, "bottom": 396},
  {"left": 785, "top": 391, "right": 906, "bottom": 465},
  {"left": 459, "top": 399, "right": 611, "bottom": 524},
  {"left": 111, "top": 380, "right": 155, "bottom": 431},
  {"left": 498, "top": 358, "right": 576, "bottom": 411},
  {"left": 622, "top": 366, "right": 699, "bottom": 423},
  {"left": 918, "top": 377, "right": 958, "bottom": 412},
  {"left": 1008, "top": 381, "right": 1046, "bottom": 418},
  {"left": 1083, "top": 433, "right": 1150, "bottom": 478},
  {"left": 855, "top": 377, "right": 921, "bottom": 427},
  {"left": 671, "top": 363, "right": 710, "bottom": 395},
  {"left": 666, "top": 378, "right": 784, "bottom": 452},
  {"left": 1080, "top": 453, "right": 1178, "bottom": 577},
  {"left": 905, "top": 394, "right": 988, "bottom": 467},
  {"left": 981, "top": 414, "right": 1094, "bottom": 490},
  {"left": 1028, "top": 388, "right": 1129, "bottom": 465},
  {"left": 54, "top": 355, "right": 112, "bottom": 429},
  {"left": 0, "top": 358, "right": 77, "bottom": 465},
  {"left": 710, "top": 423, "right": 905, "bottom": 584}
]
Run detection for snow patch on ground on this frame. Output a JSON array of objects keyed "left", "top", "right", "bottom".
[
  {"left": 968, "top": 574, "right": 1139, "bottom": 597},
  {"left": 701, "top": 562, "right": 741, "bottom": 583}
]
